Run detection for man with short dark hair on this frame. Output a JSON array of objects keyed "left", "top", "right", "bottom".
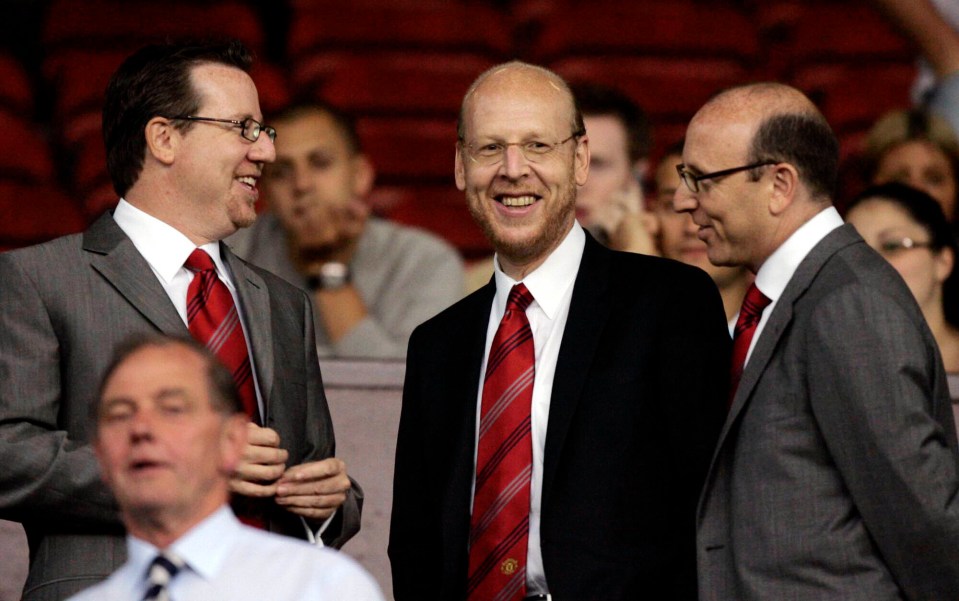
[
  {"left": 677, "top": 82, "right": 959, "bottom": 600},
  {"left": 390, "top": 61, "right": 729, "bottom": 600},
  {"left": 230, "top": 101, "right": 464, "bottom": 358},
  {"left": 0, "top": 40, "right": 360, "bottom": 601},
  {"left": 66, "top": 335, "right": 382, "bottom": 601}
]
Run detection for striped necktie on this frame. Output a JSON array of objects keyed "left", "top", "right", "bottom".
[
  {"left": 467, "top": 283, "right": 535, "bottom": 601},
  {"left": 184, "top": 248, "right": 259, "bottom": 423},
  {"left": 142, "top": 551, "right": 184, "bottom": 601},
  {"left": 729, "top": 282, "right": 771, "bottom": 403}
]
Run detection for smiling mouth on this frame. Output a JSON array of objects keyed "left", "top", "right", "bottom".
[
  {"left": 495, "top": 194, "right": 539, "bottom": 207},
  {"left": 236, "top": 175, "right": 258, "bottom": 190}
]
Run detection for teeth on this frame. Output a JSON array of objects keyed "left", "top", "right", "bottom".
[
  {"left": 501, "top": 195, "right": 536, "bottom": 207},
  {"left": 237, "top": 176, "right": 256, "bottom": 187}
]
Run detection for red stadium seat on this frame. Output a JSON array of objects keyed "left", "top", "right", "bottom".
[
  {"left": 357, "top": 117, "right": 457, "bottom": 182},
  {"left": 0, "top": 182, "right": 87, "bottom": 249},
  {"left": 0, "top": 53, "right": 34, "bottom": 116},
  {"left": 288, "top": 1, "right": 510, "bottom": 59},
  {"left": 293, "top": 52, "right": 496, "bottom": 118},
  {"left": 0, "top": 114, "right": 56, "bottom": 183}
]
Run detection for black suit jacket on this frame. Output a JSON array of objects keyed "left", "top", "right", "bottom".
[{"left": 390, "top": 233, "right": 729, "bottom": 600}]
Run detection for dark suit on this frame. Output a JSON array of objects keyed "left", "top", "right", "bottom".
[
  {"left": 0, "top": 213, "right": 361, "bottom": 601},
  {"left": 390, "top": 233, "right": 730, "bottom": 600},
  {"left": 697, "top": 224, "right": 959, "bottom": 600}
]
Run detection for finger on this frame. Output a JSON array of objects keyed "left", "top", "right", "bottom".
[
  {"left": 229, "top": 477, "right": 279, "bottom": 498},
  {"left": 279, "top": 458, "right": 346, "bottom": 483},
  {"left": 279, "top": 504, "right": 338, "bottom": 521},
  {"left": 242, "top": 442, "right": 288, "bottom": 466},
  {"left": 234, "top": 460, "right": 286, "bottom": 484},
  {"left": 275, "top": 492, "right": 348, "bottom": 512},
  {"left": 245, "top": 423, "right": 281, "bottom": 447},
  {"left": 277, "top": 474, "right": 351, "bottom": 498}
]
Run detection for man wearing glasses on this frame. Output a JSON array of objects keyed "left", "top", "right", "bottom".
[
  {"left": 677, "top": 83, "right": 959, "bottom": 600},
  {"left": 390, "top": 61, "right": 730, "bottom": 600},
  {"left": 0, "top": 40, "right": 360, "bottom": 601}
]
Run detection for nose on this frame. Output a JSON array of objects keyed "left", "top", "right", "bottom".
[
  {"left": 292, "top": 165, "right": 314, "bottom": 195},
  {"left": 672, "top": 184, "right": 698, "bottom": 213},
  {"left": 128, "top": 409, "right": 155, "bottom": 442},
  {"left": 249, "top": 133, "right": 276, "bottom": 164},
  {"left": 500, "top": 144, "right": 531, "bottom": 180}
]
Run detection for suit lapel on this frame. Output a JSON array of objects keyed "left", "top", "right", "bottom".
[
  {"left": 84, "top": 213, "right": 187, "bottom": 335},
  {"left": 710, "top": 225, "right": 864, "bottom": 467},
  {"left": 541, "top": 235, "right": 612, "bottom": 508},
  {"left": 223, "top": 245, "right": 275, "bottom": 413}
]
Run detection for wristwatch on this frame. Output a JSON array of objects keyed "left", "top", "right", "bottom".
[{"left": 306, "top": 262, "right": 351, "bottom": 291}]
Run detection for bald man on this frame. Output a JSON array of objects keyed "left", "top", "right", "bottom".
[
  {"left": 675, "top": 83, "right": 959, "bottom": 600},
  {"left": 390, "top": 61, "right": 729, "bottom": 600}
]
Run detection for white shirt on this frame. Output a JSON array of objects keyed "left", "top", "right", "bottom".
[
  {"left": 474, "top": 223, "right": 585, "bottom": 595},
  {"left": 112, "top": 199, "right": 333, "bottom": 543},
  {"left": 65, "top": 507, "right": 384, "bottom": 601},
  {"left": 748, "top": 207, "right": 844, "bottom": 364}
]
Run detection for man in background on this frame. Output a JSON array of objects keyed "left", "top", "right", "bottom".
[
  {"left": 230, "top": 101, "right": 464, "bottom": 358},
  {"left": 68, "top": 334, "right": 383, "bottom": 600}
]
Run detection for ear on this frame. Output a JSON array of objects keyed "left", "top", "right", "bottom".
[
  {"left": 218, "top": 414, "right": 249, "bottom": 475},
  {"left": 454, "top": 144, "right": 467, "bottom": 191},
  {"left": 935, "top": 246, "right": 955, "bottom": 285},
  {"left": 144, "top": 116, "right": 177, "bottom": 166},
  {"left": 767, "top": 162, "right": 800, "bottom": 216},
  {"left": 350, "top": 154, "right": 375, "bottom": 198},
  {"left": 574, "top": 135, "right": 590, "bottom": 186}
]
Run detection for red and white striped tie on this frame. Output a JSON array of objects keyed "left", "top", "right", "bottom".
[
  {"left": 467, "top": 283, "right": 535, "bottom": 601},
  {"left": 184, "top": 248, "right": 259, "bottom": 424}
]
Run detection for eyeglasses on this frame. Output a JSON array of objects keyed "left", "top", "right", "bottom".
[
  {"left": 876, "top": 236, "right": 934, "bottom": 256},
  {"left": 675, "top": 160, "right": 777, "bottom": 193},
  {"left": 460, "top": 132, "right": 583, "bottom": 166},
  {"left": 169, "top": 116, "right": 276, "bottom": 143}
]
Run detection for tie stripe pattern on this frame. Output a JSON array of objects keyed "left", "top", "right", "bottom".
[
  {"left": 185, "top": 249, "right": 259, "bottom": 423},
  {"left": 143, "top": 552, "right": 184, "bottom": 601},
  {"left": 729, "top": 283, "right": 772, "bottom": 403},
  {"left": 468, "top": 284, "right": 535, "bottom": 601}
]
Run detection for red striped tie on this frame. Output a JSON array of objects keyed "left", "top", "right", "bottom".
[
  {"left": 185, "top": 248, "right": 259, "bottom": 423},
  {"left": 729, "top": 282, "right": 771, "bottom": 404},
  {"left": 468, "top": 283, "right": 535, "bottom": 601}
]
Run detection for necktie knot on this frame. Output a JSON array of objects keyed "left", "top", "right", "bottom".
[
  {"left": 184, "top": 248, "right": 216, "bottom": 274},
  {"left": 506, "top": 283, "right": 534, "bottom": 314},
  {"left": 735, "top": 283, "right": 771, "bottom": 336},
  {"left": 143, "top": 551, "right": 185, "bottom": 601}
]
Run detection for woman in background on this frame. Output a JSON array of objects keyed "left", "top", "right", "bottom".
[{"left": 846, "top": 182, "right": 959, "bottom": 423}]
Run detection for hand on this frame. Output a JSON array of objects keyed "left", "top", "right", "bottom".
[
  {"left": 274, "top": 457, "right": 351, "bottom": 521},
  {"left": 606, "top": 178, "right": 660, "bottom": 255},
  {"left": 287, "top": 199, "right": 370, "bottom": 268},
  {"left": 229, "top": 423, "right": 289, "bottom": 498}
]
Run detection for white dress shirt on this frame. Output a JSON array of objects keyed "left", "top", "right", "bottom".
[
  {"left": 65, "top": 507, "right": 384, "bottom": 601},
  {"left": 474, "top": 223, "right": 585, "bottom": 595},
  {"left": 748, "top": 206, "right": 844, "bottom": 365}
]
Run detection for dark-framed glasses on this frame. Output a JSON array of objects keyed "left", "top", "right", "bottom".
[
  {"left": 676, "top": 160, "right": 777, "bottom": 193},
  {"left": 876, "top": 236, "right": 934, "bottom": 255},
  {"left": 461, "top": 131, "right": 584, "bottom": 166},
  {"left": 169, "top": 116, "right": 276, "bottom": 143}
]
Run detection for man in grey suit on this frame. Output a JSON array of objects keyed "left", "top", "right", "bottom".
[
  {"left": 0, "top": 40, "right": 360, "bottom": 601},
  {"left": 675, "top": 82, "right": 959, "bottom": 600}
]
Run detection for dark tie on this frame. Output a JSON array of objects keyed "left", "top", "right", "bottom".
[
  {"left": 142, "top": 552, "right": 184, "bottom": 601},
  {"left": 184, "top": 248, "right": 259, "bottom": 424},
  {"left": 729, "top": 283, "right": 772, "bottom": 403},
  {"left": 467, "top": 284, "right": 535, "bottom": 601}
]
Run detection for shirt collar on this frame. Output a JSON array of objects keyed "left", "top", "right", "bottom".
[
  {"left": 754, "top": 206, "right": 843, "bottom": 301},
  {"left": 113, "top": 198, "right": 227, "bottom": 283},
  {"left": 126, "top": 505, "right": 239, "bottom": 585},
  {"left": 492, "top": 223, "right": 585, "bottom": 319}
]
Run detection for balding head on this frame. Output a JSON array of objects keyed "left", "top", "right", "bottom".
[
  {"left": 693, "top": 83, "right": 838, "bottom": 200},
  {"left": 457, "top": 61, "right": 584, "bottom": 142}
]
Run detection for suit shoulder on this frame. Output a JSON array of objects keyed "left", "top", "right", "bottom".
[
  {"left": 607, "top": 249, "right": 717, "bottom": 292},
  {"left": 411, "top": 283, "right": 491, "bottom": 337}
]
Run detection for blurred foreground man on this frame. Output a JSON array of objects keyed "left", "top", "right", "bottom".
[
  {"left": 390, "top": 61, "right": 729, "bottom": 601},
  {"left": 68, "top": 335, "right": 383, "bottom": 601},
  {"left": 676, "top": 82, "right": 959, "bottom": 600}
]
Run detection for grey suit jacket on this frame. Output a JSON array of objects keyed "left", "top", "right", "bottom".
[
  {"left": 0, "top": 213, "right": 361, "bottom": 601},
  {"left": 697, "top": 224, "right": 959, "bottom": 600}
]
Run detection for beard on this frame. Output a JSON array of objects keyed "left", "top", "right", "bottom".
[{"left": 467, "top": 175, "right": 578, "bottom": 268}]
